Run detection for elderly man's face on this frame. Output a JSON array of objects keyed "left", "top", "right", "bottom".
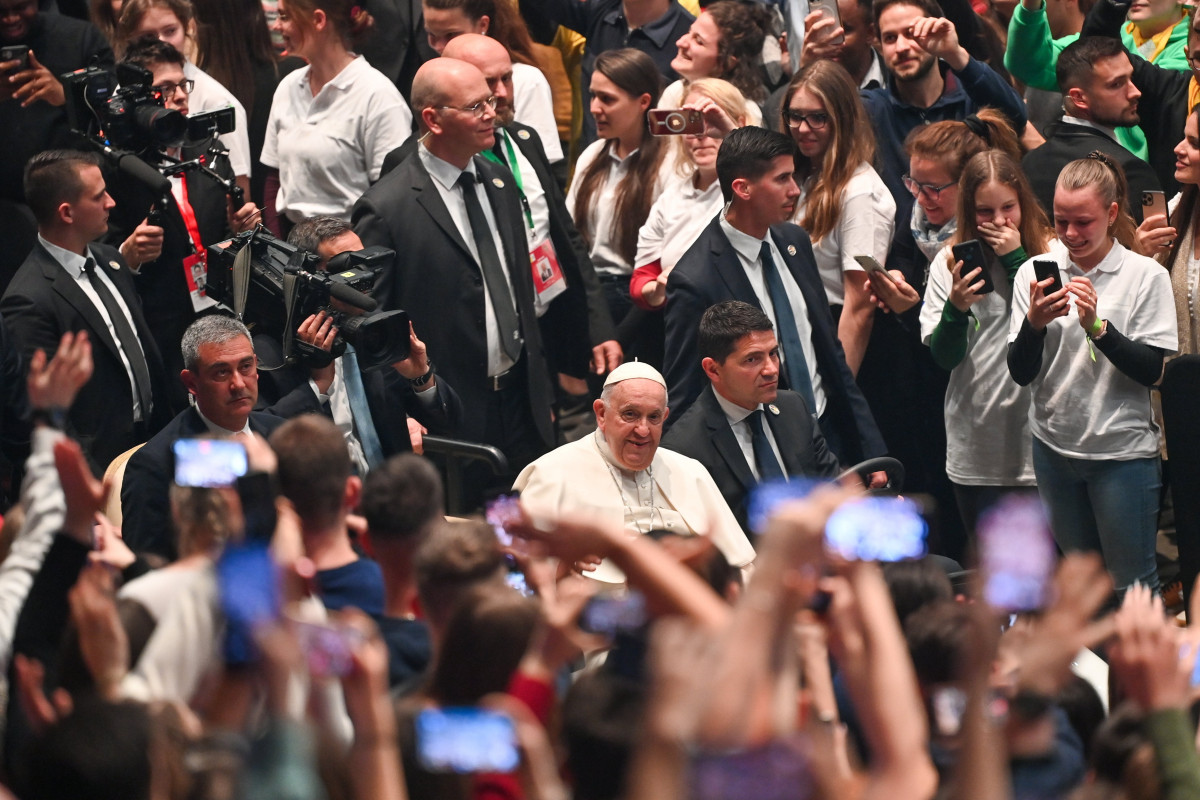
[{"left": 594, "top": 378, "right": 669, "bottom": 471}]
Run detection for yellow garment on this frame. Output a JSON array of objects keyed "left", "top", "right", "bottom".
[
  {"left": 1190, "top": 75, "right": 1200, "bottom": 113},
  {"left": 553, "top": 26, "right": 587, "bottom": 168},
  {"left": 1125, "top": 15, "right": 1185, "bottom": 64},
  {"left": 679, "top": 0, "right": 700, "bottom": 15}
]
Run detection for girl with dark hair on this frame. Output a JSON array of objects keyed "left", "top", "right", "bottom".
[
  {"left": 260, "top": 0, "right": 413, "bottom": 228},
  {"left": 1008, "top": 152, "right": 1177, "bottom": 592},
  {"left": 567, "top": 48, "right": 672, "bottom": 363},
  {"left": 784, "top": 59, "right": 894, "bottom": 375},
  {"left": 191, "top": 0, "right": 303, "bottom": 206},
  {"left": 660, "top": 1, "right": 768, "bottom": 124},
  {"left": 918, "top": 150, "right": 1050, "bottom": 536},
  {"left": 421, "top": 0, "right": 564, "bottom": 163}
]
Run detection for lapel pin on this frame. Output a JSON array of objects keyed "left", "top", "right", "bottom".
[
  {"left": 517, "top": 129, "right": 530, "bottom": 140},
  {"left": 492, "top": 177, "right": 505, "bottom": 188},
  {"left": 768, "top": 404, "right": 780, "bottom": 415},
  {"left": 108, "top": 260, "right": 121, "bottom": 271},
  {"left": 786, "top": 245, "right": 796, "bottom": 256}
]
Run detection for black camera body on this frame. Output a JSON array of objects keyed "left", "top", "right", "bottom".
[
  {"left": 63, "top": 63, "right": 187, "bottom": 153},
  {"left": 207, "top": 230, "right": 411, "bottom": 371}
]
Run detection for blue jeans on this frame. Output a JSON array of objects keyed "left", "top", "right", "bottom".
[{"left": 1031, "top": 438, "right": 1161, "bottom": 591}]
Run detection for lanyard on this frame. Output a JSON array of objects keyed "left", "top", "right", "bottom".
[
  {"left": 175, "top": 175, "right": 205, "bottom": 257},
  {"left": 480, "top": 131, "right": 535, "bottom": 232}
]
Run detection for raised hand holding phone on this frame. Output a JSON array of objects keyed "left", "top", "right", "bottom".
[{"left": 948, "top": 260, "right": 987, "bottom": 312}]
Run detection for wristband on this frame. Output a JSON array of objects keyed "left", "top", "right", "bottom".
[
  {"left": 409, "top": 358, "right": 435, "bottom": 387},
  {"left": 1089, "top": 318, "right": 1105, "bottom": 339}
]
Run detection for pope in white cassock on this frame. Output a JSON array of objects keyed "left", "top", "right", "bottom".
[{"left": 513, "top": 362, "right": 756, "bottom": 583}]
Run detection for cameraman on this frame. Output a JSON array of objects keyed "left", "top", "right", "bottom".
[
  {"left": 106, "top": 35, "right": 259, "bottom": 408},
  {"left": 254, "top": 217, "right": 461, "bottom": 472}
]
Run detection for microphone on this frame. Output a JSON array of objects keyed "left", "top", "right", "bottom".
[
  {"left": 327, "top": 280, "right": 378, "bottom": 312},
  {"left": 99, "top": 146, "right": 170, "bottom": 195}
]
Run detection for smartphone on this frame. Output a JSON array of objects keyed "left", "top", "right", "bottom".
[
  {"left": 978, "top": 494, "right": 1055, "bottom": 612},
  {"left": 216, "top": 542, "right": 279, "bottom": 666},
  {"left": 579, "top": 590, "right": 647, "bottom": 635},
  {"left": 415, "top": 708, "right": 520, "bottom": 773},
  {"left": 292, "top": 619, "right": 366, "bottom": 678},
  {"left": 485, "top": 492, "right": 520, "bottom": 548},
  {"left": 824, "top": 496, "right": 928, "bottom": 561},
  {"left": 930, "top": 686, "right": 967, "bottom": 737},
  {"left": 173, "top": 438, "right": 248, "bottom": 488},
  {"left": 950, "top": 239, "right": 996, "bottom": 295},
  {"left": 746, "top": 478, "right": 827, "bottom": 535},
  {"left": 0, "top": 45, "right": 27, "bottom": 70},
  {"left": 647, "top": 108, "right": 704, "bottom": 136},
  {"left": 1033, "top": 259, "right": 1064, "bottom": 296},
  {"left": 809, "top": 0, "right": 845, "bottom": 44},
  {"left": 852, "top": 254, "right": 890, "bottom": 277},
  {"left": 1142, "top": 189, "right": 1168, "bottom": 222},
  {"left": 689, "top": 736, "right": 815, "bottom": 800}
]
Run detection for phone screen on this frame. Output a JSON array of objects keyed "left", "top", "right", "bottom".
[
  {"left": 173, "top": 438, "right": 248, "bottom": 488},
  {"left": 485, "top": 492, "right": 521, "bottom": 548},
  {"left": 216, "top": 542, "right": 279, "bottom": 666},
  {"left": 579, "top": 591, "right": 647, "bottom": 635},
  {"left": 824, "top": 496, "right": 928, "bottom": 561},
  {"left": 689, "top": 736, "right": 815, "bottom": 800},
  {"left": 415, "top": 708, "right": 520, "bottom": 773},
  {"left": 978, "top": 494, "right": 1055, "bottom": 612},
  {"left": 293, "top": 619, "right": 366, "bottom": 678},
  {"left": 746, "top": 478, "right": 826, "bottom": 535}
]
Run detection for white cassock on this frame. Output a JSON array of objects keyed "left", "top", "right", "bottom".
[{"left": 513, "top": 431, "right": 756, "bottom": 583}]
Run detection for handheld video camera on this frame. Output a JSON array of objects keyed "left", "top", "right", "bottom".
[{"left": 207, "top": 229, "right": 411, "bottom": 371}]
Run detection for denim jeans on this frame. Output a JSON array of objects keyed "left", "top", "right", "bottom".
[{"left": 1031, "top": 437, "right": 1161, "bottom": 591}]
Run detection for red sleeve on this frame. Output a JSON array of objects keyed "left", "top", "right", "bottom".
[{"left": 629, "top": 260, "right": 664, "bottom": 311}]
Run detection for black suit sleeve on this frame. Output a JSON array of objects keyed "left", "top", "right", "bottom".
[
  {"left": 0, "top": 316, "right": 30, "bottom": 470},
  {"left": 662, "top": 268, "right": 710, "bottom": 422},
  {"left": 120, "top": 445, "right": 175, "bottom": 560},
  {"left": 0, "top": 289, "right": 61, "bottom": 365}
]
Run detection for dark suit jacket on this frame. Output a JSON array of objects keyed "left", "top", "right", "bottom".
[
  {"left": 0, "top": 241, "right": 171, "bottom": 474},
  {"left": 663, "top": 218, "right": 885, "bottom": 466},
  {"left": 1022, "top": 121, "right": 1162, "bottom": 224},
  {"left": 352, "top": 150, "right": 555, "bottom": 450},
  {"left": 106, "top": 146, "right": 235, "bottom": 408},
  {"left": 381, "top": 124, "right": 615, "bottom": 377},
  {"left": 253, "top": 334, "right": 463, "bottom": 455},
  {"left": 121, "top": 407, "right": 288, "bottom": 559},
  {"left": 663, "top": 386, "right": 840, "bottom": 534}
]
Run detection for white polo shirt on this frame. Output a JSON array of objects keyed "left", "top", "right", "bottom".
[
  {"left": 261, "top": 56, "right": 413, "bottom": 221},
  {"left": 511, "top": 63, "right": 563, "bottom": 163},
  {"left": 184, "top": 61, "right": 251, "bottom": 178},
  {"left": 1008, "top": 239, "right": 1177, "bottom": 460},
  {"left": 635, "top": 169, "right": 724, "bottom": 273}
]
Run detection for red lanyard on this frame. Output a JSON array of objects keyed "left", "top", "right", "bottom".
[{"left": 176, "top": 176, "right": 205, "bottom": 257}]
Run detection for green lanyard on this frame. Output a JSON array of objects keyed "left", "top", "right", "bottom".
[{"left": 480, "top": 131, "right": 535, "bottom": 231}]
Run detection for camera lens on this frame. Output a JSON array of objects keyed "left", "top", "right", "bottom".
[{"left": 665, "top": 112, "right": 686, "bottom": 133}]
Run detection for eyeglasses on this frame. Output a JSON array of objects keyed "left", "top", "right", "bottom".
[
  {"left": 153, "top": 79, "right": 195, "bottom": 95},
  {"left": 783, "top": 109, "right": 830, "bottom": 130},
  {"left": 1188, "top": 52, "right": 1200, "bottom": 71},
  {"left": 437, "top": 96, "right": 498, "bottom": 119},
  {"left": 902, "top": 174, "right": 956, "bottom": 199}
]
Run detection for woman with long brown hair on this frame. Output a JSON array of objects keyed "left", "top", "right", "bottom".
[
  {"left": 567, "top": 48, "right": 672, "bottom": 364},
  {"left": 782, "top": 59, "right": 894, "bottom": 376}
]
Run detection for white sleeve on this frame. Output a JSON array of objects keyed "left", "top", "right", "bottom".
[
  {"left": 836, "top": 182, "right": 894, "bottom": 278},
  {"left": 635, "top": 194, "right": 670, "bottom": 268},
  {"left": 919, "top": 246, "right": 954, "bottom": 345},
  {"left": 512, "top": 64, "right": 563, "bottom": 162},
  {"left": 362, "top": 80, "right": 413, "bottom": 182},
  {"left": 0, "top": 427, "right": 65, "bottom": 676},
  {"left": 260, "top": 81, "right": 285, "bottom": 170},
  {"left": 1008, "top": 258, "right": 1037, "bottom": 342},
  {"left": 1127, "top": 258, "right": 1180, "bottom": 351}
]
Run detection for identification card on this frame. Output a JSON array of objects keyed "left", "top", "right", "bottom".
[
  {"left": 530, "top": 237, "right": 566, "bottom": 316},
  {"left": 184, "top": 251, "right": 217, "bottom": 313}
]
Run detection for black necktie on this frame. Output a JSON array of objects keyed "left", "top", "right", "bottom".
[
  {"left": 746, "top": 408, "right": 785, "bottom": 481},
  {"left": 456, "top": 170, "right": 522, "bottom": 362},
  {"left": 759, "top": 242, "right": 816, "bottom": 412},
  {"left": 82, "top": 256, "right": 153, "bottom": 419}
]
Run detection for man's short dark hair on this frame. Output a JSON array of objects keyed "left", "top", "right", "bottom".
[
  {"left": 361, "top": 454, "right": 444, "bottom": 546},
  {"left": 698, "top": 301, "right": 774, "bottom": 363},
  {"left": 1057, "top": 36, "right": 1129, "bottom": 93},
  {"left": 26, "top": 697, "right": 152, "bottom": 800},
  {"left": 287, "top": 216, "right": 353, "bottom": 254},
  {"left": 120, "top": 33, "right": 185, "bottom": 70},
  {"left": 414, "top": 520, "right": 505, "bottom": 630},
  {"left": 23, "top": 149, "right": 104, "bottom": 226},
  {"left": 270, "top": 414, "right": 352, "bottom": 530},
  {"left": 871, "top": 0, "right": 944, "bottom": 30},
  {"left": 716, "top": 126, "right": 797, "bottom": 202}
]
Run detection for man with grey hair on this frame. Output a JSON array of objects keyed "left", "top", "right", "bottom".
[
  {"left": 120, "top": 314, "right": 323, "bottom": 559},
  {"left": 514, "top": 361, "right": 754, "bottom": 583}
]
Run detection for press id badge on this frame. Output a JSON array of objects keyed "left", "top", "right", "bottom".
[
  {"left": 530, "top": 237, "right": 566, "bottom": 316},
  {"left": 183, "top": 252, "right": 217, "bottom": 313}
]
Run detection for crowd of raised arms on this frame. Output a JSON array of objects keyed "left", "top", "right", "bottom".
[{"left": 3, "top": 0, "right": 1200, "bottom": 794}]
